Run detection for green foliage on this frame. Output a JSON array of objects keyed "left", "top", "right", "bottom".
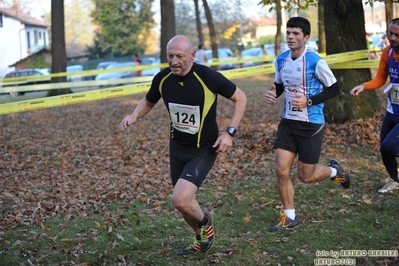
[
  {"left": 85, "top": 39, "right": 112, "bottom": 59},
  {"left": 26, "top": 54, "right": 49, "bottom": 69},
  {"left": 90, "top": 0, "right": 156, "bottom": 57},
  {"left": 259, "top": 0, "right": 399, "bottom": 11}
]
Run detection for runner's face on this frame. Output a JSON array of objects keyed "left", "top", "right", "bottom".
[
  {"left": 167, "top": 42, "right": 195, "bottom": 76},
  {"left": 286, "top": 27, "right": 309, "bottom": 52},
  {"left": 388, "top": 23, "right": 399, "bottom": 50}
]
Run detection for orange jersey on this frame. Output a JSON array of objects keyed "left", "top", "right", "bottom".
[{"left": 364, "top": 45, "right": 395, "bottom": 90}]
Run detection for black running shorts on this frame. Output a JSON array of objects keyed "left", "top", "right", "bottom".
[
  {"left": 169, "top": 139, "right": 218, "bottom": 188},
  {"left": 274, "top": 118, "right": 325, "bottom": 164}
]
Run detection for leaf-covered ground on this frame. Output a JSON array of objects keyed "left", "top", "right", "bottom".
[{"left": 0, "top": 75, "right": 386, "bottom": 232}]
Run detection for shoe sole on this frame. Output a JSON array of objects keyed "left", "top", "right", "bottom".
[
  {"left": 180, "top": 243, "right": 201, "bottom": 258},
  {"left": 270, "top": 224, "right": 300, "bottom": 232},
  {"left": 341, "top": 174, "right": 351, "bottom": 188},
  {"left": 202, "top": 237, "right": 215, "bottom": 253},
  {"left": 181, "top": 250, "right": 199, "bottom": 258},
  {"left": 182, "top": 241, "right": 214, "bottom": 258},
  {"left": 378, "top": 188, "right": 399, "bottom": 193}
]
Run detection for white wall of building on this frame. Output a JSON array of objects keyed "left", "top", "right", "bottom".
[{"left": 0, "top": 13, "right": 49, "bottom": 76}]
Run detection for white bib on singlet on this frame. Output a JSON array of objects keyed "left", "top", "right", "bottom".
[{"left": 168, "top": 102, "right": 200, "bottom": 134}]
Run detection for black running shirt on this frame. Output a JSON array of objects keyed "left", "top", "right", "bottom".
[{"left": 146, "top": 63, "right": 236, "bottom": 148}]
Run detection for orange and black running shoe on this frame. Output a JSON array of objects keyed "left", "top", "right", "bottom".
[
  {"left": 329, "top": 158, "right": 351, "bottom": 188},
  {"left": 198, "top": 212, "right": 215, "bottom": 253}
]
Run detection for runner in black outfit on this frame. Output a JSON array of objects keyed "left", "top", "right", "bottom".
[{"left": 119, "top": 35, "right": 247, "bottom": 256}]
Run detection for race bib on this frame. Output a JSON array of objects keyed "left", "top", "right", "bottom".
[
  {"left": 390, "top": 84, "right": 399, "bottom": 105},
  {"left": 284, "top": 88, "right": 307, "bottom": 121},
  {"left": 168, "top": 103, "right": 200, "bottom": 134}
]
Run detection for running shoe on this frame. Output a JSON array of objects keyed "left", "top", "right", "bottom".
[
  {"left": 328, "top": 159, "right": 351, "bottom": 188},
  {"left": 269, "top": 210, "right": 300, "bottom": 232},
  {"left": 378, "top": 179, "right": 399, "bottom": 193},
  {"left": 198, "top": 212, "right": 215, "bottom": 253},
  {"left": 179, "top": 237, "right": 201, "bottom": 257}
]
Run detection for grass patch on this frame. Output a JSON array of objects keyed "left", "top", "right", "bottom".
[{"left": 1, "top": 172, "right": 399, "bottom": 265}]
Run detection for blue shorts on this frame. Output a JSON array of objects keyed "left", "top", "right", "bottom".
[
  {"left": 274, "top": 119, "right": 325, "bottom": 164},
  {"left": 169, "top": 139, "right": 218, "bottom": 188}
]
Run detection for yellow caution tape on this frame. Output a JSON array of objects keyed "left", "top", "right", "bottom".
[
  {"left": 0, "top": 63, "right": 169, "bottom": 86},
  {"left": 330, "top": 59, "right": 379, "bottom": 69},
  {"left": 0, "top": 83, "right": 150, "bottom": 115},
  {"left": 0, "top": 64, "right": 276, "bottom": 115},
  {"left": 0, "top": 49, "right": 380, "bottom": 116},
  {"left": 221, "top": 64, "right": 276, "bottom": 79},
  {"left": 0, "top": 50, "right": 368, "bottom": 86},
  {"left": 323, "top": 50, "right": 368, "bottom": 64},
  {"left": 1, "top": 76, "right": 154, "bottom": 93}
]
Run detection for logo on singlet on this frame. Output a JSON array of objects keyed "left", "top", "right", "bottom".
[{"left": 179, "top": 82, "right": 184, "bottom": 86}]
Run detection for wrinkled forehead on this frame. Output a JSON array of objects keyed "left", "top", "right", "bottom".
[{"left": 167, "top": 43, "right": 192, "bottom": 55}]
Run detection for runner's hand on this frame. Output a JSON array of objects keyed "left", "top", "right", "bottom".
[
  {"left": 350, "top": 84, "right": 365, "bottom": 96},
  {"left": 119, "top": 115, "right": 135, "bottom": 132},
  {"left": 265, "top": 85, "right": 277, "bottom": 104},
  {"left": 213, "top": 132, "right": 233, "bottom": 153}
]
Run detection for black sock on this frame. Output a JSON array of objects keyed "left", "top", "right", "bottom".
[{"left": 198, "top": 214, "right": 208, "bottom": 227}]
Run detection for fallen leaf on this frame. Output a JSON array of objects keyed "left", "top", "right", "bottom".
[
  {"left": 341, "top": 193, "right": 351, "bottom": 199},
  {"left": 362, "top": 195, "right": 372, "bottom": 204},
  {"left": 234, "top": 193, "right": 243, "bottom": 201},
  {"left": 60, "top": 238, "right": 74, "bottom": 242},
  {"left": 243, "top": 213, "right": 252, "bottom": 223},
  {"left": 117, "top": 234, "right": 125, "bottom": 241},
  {"left": 245, "top": 239, "right": 257, "bottom": 245}
]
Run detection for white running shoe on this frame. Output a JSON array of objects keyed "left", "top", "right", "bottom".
[{"left": 378, "top": 179, "right": 399, "bottom": 193}]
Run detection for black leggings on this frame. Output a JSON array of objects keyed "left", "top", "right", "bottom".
[{"left": 380, "top": 111, "right": 399, "bottom": 181}]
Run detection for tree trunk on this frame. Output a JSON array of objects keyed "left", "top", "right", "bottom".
[
  {"left": 202, "top": 0, "right": 218, "bottom": 69},
  {"left": 385, "top": 0, "right": 393, "bottom": 34},
  {"left": 160, "top": 0, "right": 176, "bottom": 63},
  {"left": 274, "top": 0, "right": 282, "bottom": 56},
  {"left": 318, "top": 0, "right": 326, "bottom": 53},
  {"left": 323, "top": 0, "right": 381, "bottom": 122},
  {"left": 48, "top": 0, "right": 71, "bottom": 96},
  {"left": 194, "top": 0, "right": 204, "bottom": 45}
]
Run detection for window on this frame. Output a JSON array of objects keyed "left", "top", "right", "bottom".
[
  {"left": 34, "top": 30, "right": 38, "bottom": 44},
  {"left": 27, "top": 32, "right": 31, "bottom": 49}
]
